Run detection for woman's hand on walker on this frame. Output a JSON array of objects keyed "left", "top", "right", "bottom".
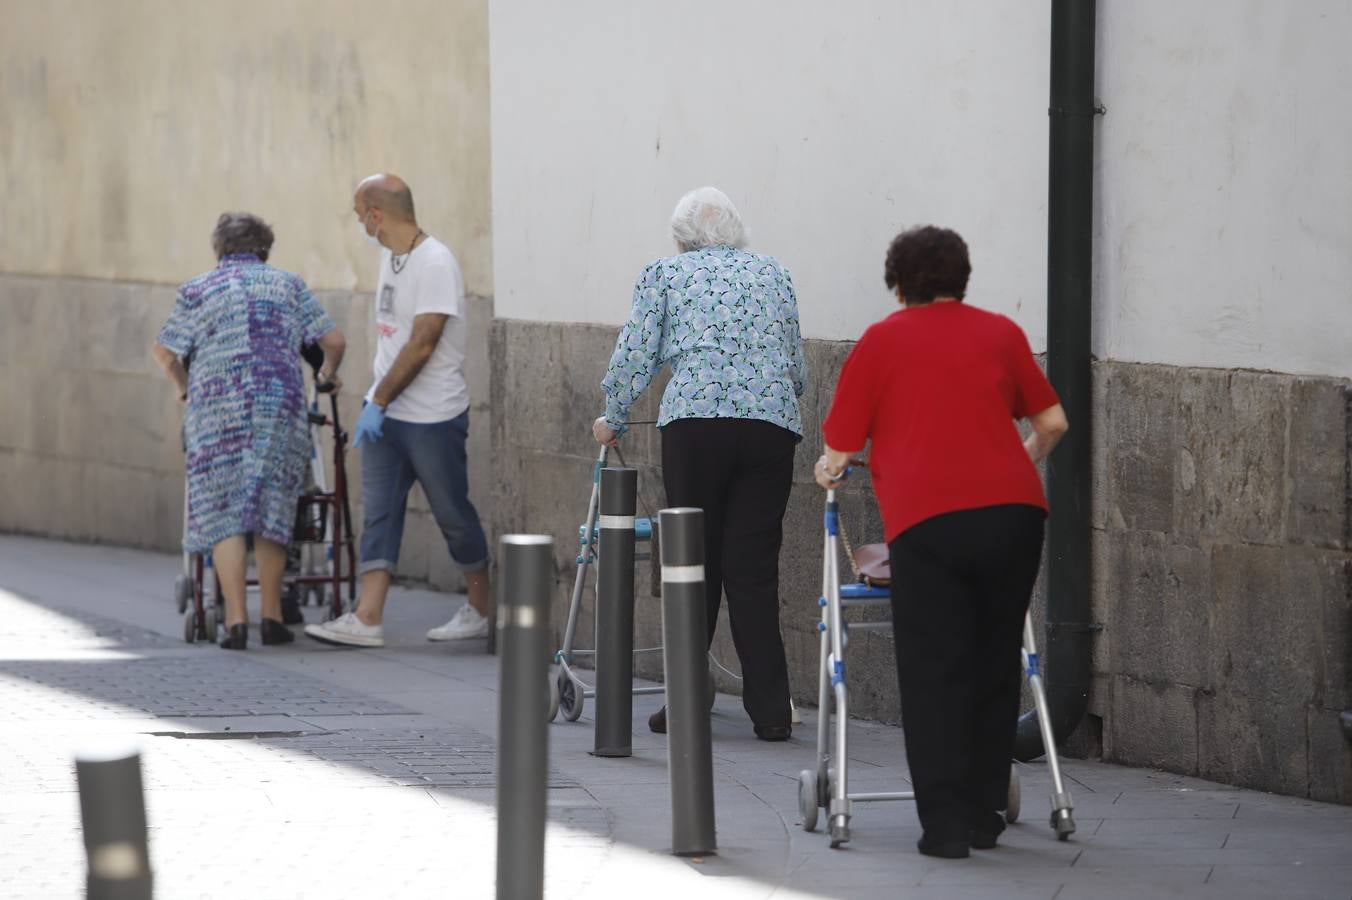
[
  {"left": 814, "top": 454, "right": 851, "bottom": 490},
  {"left": 592, "top": 416, "right": 621, "bottom": 448}
]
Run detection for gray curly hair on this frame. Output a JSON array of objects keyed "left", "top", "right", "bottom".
[
  {"left": 211, "top": 211, "right": 275, "bottom": 262},
  {"left": 670, "top": 186, "right": 747, "bottom": 253}
]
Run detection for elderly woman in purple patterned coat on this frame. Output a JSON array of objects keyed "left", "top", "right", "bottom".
[
  {"left": 593, "top": 187, "right": 807, "bottom": 741},
  {"left": 152, "top": 212, "right": 347, "bottom": 650}
]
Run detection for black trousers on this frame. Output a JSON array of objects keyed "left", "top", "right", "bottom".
[
  {"left": 888, "top": 503, "right": 1046, "bottom": 840},
  {"left": 661, "top": 417, "right": 796, "bottom": 728}
]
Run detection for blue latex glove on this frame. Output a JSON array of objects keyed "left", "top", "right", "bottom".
[{"left": 352, "top": 402, "right": 386, "bottom": 448}]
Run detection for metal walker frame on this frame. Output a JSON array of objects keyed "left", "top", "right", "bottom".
[
  {"left": 548, "top": 444, "right": 664, "bottom": 722},
  {"left": 547, "top": 442, "right": 796, "bottom": 724},
  {"left": 798, "top": 487, "right": 1076, "bottom": 847}
]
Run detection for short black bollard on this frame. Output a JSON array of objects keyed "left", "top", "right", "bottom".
[
  {"left": 496, "top": 535, "right": 553, "bottom": 900},
  {"left": 659, "top": 507, "right": 717, "bottom": 856},
  {"left": 594, "top": 467, "right": 637, "bottom": 757},
  {"left": 75, "top": 744, "right": 153, "bottom": 900}
]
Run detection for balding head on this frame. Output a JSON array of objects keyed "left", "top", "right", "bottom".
[{"left": 354, "top": 173, "right": 417, "bottom": 224}]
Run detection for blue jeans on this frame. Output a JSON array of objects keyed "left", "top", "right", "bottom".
[{"left": 359, "top": 410, "right": 490, "bottom": 575}]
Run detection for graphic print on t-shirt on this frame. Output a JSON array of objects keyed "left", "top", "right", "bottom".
[{"left": 377, "top": 284, "right": 398, "bottom": 337}]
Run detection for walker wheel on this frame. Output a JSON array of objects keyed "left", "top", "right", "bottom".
[
  {"left": 798, "top": 770, "right": 820, "bottom": 832},
  {"left": 203, "top": 606, "right": 219, "bottom": 642},
  {"left": 182, "top": 608, "right": 197, "bottom": 643},
  {"left": 548, "top": 671, "right": 561, "bottom": 723},
  {"left": 1005, "top": 765, "right": 1022, "bottom": 824},
  {"left": 560, "top": 677, "right": 585, "bottom": 722},
  {"left": 174, "top": 575, "right": 193, "bottom": 614}
]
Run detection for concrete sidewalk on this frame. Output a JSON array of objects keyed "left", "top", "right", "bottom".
[{"left": 1, "top": 534, "right": 1349, "bottom": 900}]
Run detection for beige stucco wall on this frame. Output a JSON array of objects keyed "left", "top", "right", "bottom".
[
  {"left": 1, "top": 0, "right": 491, "bottom": 294},
  {"left": 0, "top": 1, "right": 493, "bottom": 584}
]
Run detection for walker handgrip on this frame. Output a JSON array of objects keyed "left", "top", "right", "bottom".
[
  {"left": 316, "top": 381, "right": 337, "bottom": 394},
  {"left": 831, "top": 457, "right": 869, "bottom": 484}
]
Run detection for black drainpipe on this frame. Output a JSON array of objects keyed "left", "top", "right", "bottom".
[{"left": 1013, "top": 0, "right": 1100, "bottom": 761}]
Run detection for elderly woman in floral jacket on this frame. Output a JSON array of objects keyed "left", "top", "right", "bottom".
[{"left": 593, "top": 186, "right": 806, "bottom": 741}]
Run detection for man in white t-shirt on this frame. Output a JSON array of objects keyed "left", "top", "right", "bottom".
[{"left": 306, "top": 174, "right": 491, "bottom": 648}]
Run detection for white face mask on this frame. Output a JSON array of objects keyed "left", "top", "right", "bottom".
[{"left": 357, "top": 214, "right": 381, "bottom": 247}]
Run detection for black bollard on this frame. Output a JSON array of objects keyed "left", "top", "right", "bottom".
[
  {"left": 496, "top": 535, "right": 553, "bottom": 900},
  {"left": 594, "top": 467, "right": 637, "bottom": 757},
  {"left": 75, "top": 744, "right": 153, "bottom": 900},
  {"left": 659, "top": 507, "right": 717, "bottom": 856}
]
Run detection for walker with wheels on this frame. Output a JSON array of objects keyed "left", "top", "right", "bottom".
[
  {"left": 173, "top": 362, "right": 357, "bottom": 642},
  {"left": 547, "top": 438, "right": 797, "bottom": 725},
  {"left": 798, "top": 485, "right": 1076, "bottom": 847},
  {"left": 548, "top": 441, "right": 670, "bottom": 722}
]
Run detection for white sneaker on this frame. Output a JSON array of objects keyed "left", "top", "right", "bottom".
[
  {"left": 305, "top": 612, "right": 385, "bottom": 647},
  {"left": 426, "top": 604, "right": 489, "bottom": 641}
]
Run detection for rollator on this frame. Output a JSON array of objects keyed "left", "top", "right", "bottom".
[
  {"left": 798, "top": 485, "right": 1076, "bottom": 847},
  {"left": 548, "top": 442, "right": 665, "bottom": 722},
  {"left": 548, "top": 440, "right": 799, "bottom": 725}
]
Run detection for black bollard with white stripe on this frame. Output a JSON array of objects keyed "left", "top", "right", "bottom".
[
  {"left": 594, "top": 467, "right": 637, "bottom": 757},
  {"left": 75, "top": 744, "right": 153, "bottom": 900},
  {"left": 659, "top": 507, "right": 717, "bottom": 856},
  {"left": 496, "top": 535, "right": 553, "bottom": 900}
]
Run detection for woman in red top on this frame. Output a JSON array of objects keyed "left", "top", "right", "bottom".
[{"left": 818, "top": 226, "right": 1068, "bottom": 859}]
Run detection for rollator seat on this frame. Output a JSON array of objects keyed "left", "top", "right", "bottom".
[{"left": 579, "top": 516, "right": 654, "bottom": 546}]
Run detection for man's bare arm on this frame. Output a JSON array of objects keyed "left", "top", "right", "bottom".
[{"left": 370, "top": 313, "right": 448, "bottom": 408}]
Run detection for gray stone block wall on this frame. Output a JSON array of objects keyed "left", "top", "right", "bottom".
[
  {"left": 490, "top": 317, "right": 1352, "bottom": 804},
  {"left": 1081, "top": 365, "right": 1350, "bottom": 804},
  {"left": 0, "top": 274, "right": 494, "bottom": 597}
]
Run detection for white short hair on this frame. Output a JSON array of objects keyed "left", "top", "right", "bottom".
[{"left": 670, "top": 186, "right": 747, "bottom": 252}]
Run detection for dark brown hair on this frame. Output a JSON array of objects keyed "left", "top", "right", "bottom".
[{"left": 883, "top": 225, "right": 971, "bottom": 304}]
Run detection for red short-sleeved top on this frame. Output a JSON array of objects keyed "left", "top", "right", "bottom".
[{"left": 822, "top": 302, "right": 1059, "bottom": 542}]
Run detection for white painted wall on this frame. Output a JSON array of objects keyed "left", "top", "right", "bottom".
[
  {"left": 490, "top": 0, "right": 1050, "bottom": 346},
  {"left": 1095, "top": 1, "right": 1352, "bottom": 377},
  {"left": 491, "top": 1, "right": 1352, "bottom": 377}
]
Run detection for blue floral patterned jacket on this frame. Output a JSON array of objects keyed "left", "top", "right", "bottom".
[{"left": 601, "top": 245, "right": 807, "bottom": 437}]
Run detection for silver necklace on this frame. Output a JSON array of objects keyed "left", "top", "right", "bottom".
[{"left": 390, "top": 229, "right": 425, "bottom": 275}]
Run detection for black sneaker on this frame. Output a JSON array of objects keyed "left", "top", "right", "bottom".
[
  {"left": 753, "top": 723, "right": 792, "bottom": 742},
  {"left": 917, "top": 834, "right": 970, "bottom": 859},
  {"left": 971, "top": 812, "right": 1006, "bottom": 850}
]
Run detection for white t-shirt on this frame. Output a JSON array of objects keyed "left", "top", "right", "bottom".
[{"left": 366, "top": 236, "right": 470, "bottom": 423}]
